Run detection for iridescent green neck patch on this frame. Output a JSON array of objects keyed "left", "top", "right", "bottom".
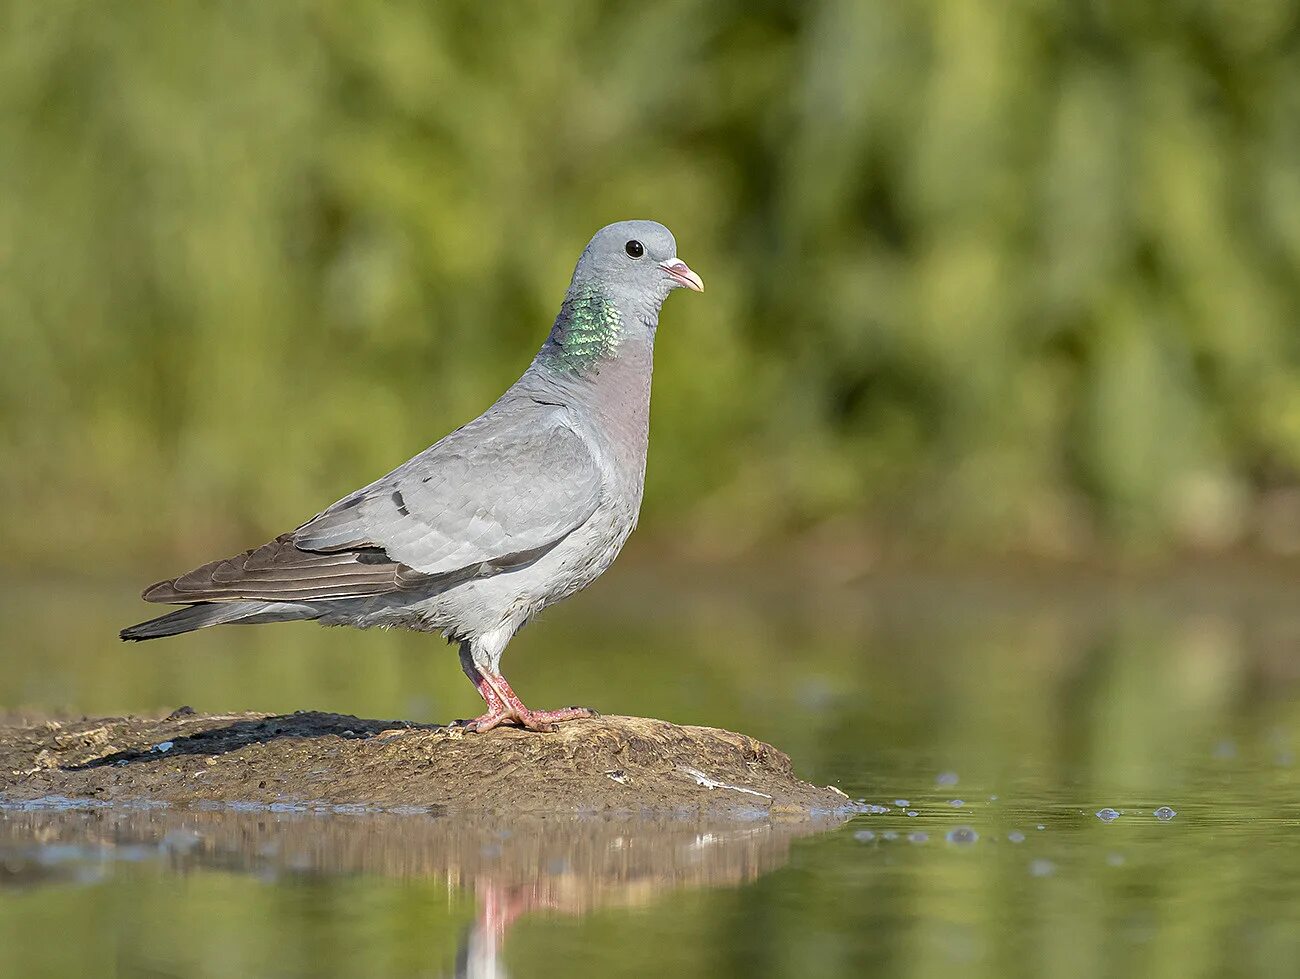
[{"left": 539, "top": 288, "right": 623, "bottom": 373}]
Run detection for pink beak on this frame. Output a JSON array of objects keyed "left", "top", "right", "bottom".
[{"left": 659, "top": 259, "right": 704, "bottom": 292}]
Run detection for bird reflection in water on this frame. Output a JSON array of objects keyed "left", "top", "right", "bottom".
[{"left": 0, "top": 803, "right": 845, "bottom": 978}]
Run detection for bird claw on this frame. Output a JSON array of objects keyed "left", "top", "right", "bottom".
[{"left": 451, "top": 712, "right": 512, "bottom": 734}]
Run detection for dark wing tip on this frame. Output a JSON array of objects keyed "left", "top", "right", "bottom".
[{"left": 141, "top": 580, "right": 179, "bottom": 603}]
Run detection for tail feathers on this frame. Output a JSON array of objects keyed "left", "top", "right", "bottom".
[{"left": 120, "top": 601, "right": 318, "bottom": 641}]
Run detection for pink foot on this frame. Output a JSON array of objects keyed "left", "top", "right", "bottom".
[
  {"left": 458, "top": 704, "right": 598, "bottom": 734},
  {"left": 456, "top": 657, "right": 598, "bottom": 733},
  {"left": 456, "top": 708, "right": 514, "bottom": 733}
]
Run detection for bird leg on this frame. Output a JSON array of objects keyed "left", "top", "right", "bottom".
[
  {"left": 454, "top": 660, "right": 516, "bottom": 733},
  {"left": 484, "top": 672, "right": 598, "bottom": 732},
  {"left": 458, "top": 670, "right": 597, "bottom": 733},
  {"left": 455, "top": 642, "right": 597, "bottom": 733}
]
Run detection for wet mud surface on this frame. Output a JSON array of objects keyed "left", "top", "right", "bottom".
[{"left": 0, "top": 709, "right": 852, "bottom": 818}]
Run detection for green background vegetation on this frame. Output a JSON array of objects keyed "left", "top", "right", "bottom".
[{"left": 3, "top": 0, "right": 1300, "bottom": 569}]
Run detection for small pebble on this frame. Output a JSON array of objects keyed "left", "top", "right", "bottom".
[
  {"left": 908, "top": 832, "right": 928, "bottom": 844},
  {"left": 1007, "top": 830, "right": 1026, "bottom": 844},
  {"left": 1153, "top": 806, "right": 1176, "bottom": 821},
  {"left": 151, "top": 741, "right": 174, "bottom": 753},
  {"left": 946, "top": 826, "right": 979, "bottom": 845},
  {"left": 936, "top": 772, "right": 959, "bottom": 786},
  {"left": 949, "top": 799, "right": 964, "bottom": 808},
  {"left": 1029, "top": 859, "right": 1056, "bottom": 877},
  {"left": 1096, "top": 808, "right": 1121, "bottom": 822},
  {"left": 853, "top": 830, "right": 876, "bottom": 843}
]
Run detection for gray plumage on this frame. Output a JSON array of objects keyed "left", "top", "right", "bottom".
[{"left": 122, "top": 220, "right": 703, "bottom": 731}]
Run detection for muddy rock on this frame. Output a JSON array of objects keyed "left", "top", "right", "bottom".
[{"left": 0, "top": 710, "right": 853, "bottom": 819}]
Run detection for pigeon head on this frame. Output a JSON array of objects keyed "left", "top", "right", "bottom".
[
  {"left": 568, "top": 220, "right": 704, "bottom": 308},
  {"left": 539, "top": 220, "right": 702, "bottom": 375}
]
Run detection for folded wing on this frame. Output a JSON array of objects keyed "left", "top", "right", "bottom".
[{"left": 144, "top": 414, "right": 604, "bottom": 605}]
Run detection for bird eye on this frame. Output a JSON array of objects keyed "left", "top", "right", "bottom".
[{"left": 625, "top": 240, "right": 644, "bottom": 258}]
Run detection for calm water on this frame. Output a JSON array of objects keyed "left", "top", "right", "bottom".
[{"left": 3, "top": 567, "right": 1300, "bottom": 977}]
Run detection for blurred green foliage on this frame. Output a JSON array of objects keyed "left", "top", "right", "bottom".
[{"left": 3, "top": 0, "right": 1300, "bottom": 568}]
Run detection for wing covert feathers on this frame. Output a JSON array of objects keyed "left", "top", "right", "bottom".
[{"left": 291, "top": 420, "right": 604, "bottom": 576}]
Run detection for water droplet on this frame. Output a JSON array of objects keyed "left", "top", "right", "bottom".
[
  {"left": 906, "top": 810, "right": 919, "bottom": 817},
  {"left": 946, "top": 826, "right": 979, "bottom": 845},
  {"left": 881, "top": 831, "right": 899, "bottom": 841},
  {"left": 1106, "top": 853, "right": 1126, "bottom": 866},
  {"left": 949, "top": 799, "right": 965, "bottom": 808},
  {"left": 908, "top": 832, "right": 929, "bottom": 844},
  {"left": 1007, "top": 830, "right": 1026, "bottom": 844},
  {"left": 853, "top": 830, "right": 876, "bottom": 842},
  {"left": 1036, "top": 824, "right": 1046, "bottom": 831},
  {"left": 1153, "top": 806, "right": 1176, "bottom": 821},
  {"left": 936, "top": 772, "right": 959, "bottom": 786},
  {"left": 1029, "top": 859, "right": 1056, "bottom": 877},
  {"left": 1213, "top": 740, "right": 1237, "bottom": 760},
  {"left": 1096, "top": 808, "right": 1121, "bottom": 822},
  {"left": 894, "top": 799, "right": 909, "bottom": 807}
]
